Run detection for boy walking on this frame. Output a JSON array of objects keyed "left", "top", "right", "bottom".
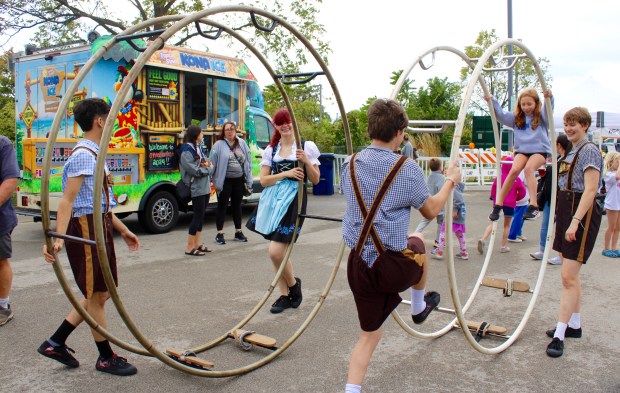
[
  {"left": 41, "top": 98, "right": 139, "bottom": 375},
  {"left": 341, "top": 99, "right": 461, "bottom": 392},
  {"left": 414, "top": 158, "right": 446, "bottom": 253}
]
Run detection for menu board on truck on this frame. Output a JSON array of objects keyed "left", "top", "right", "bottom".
[{"left": 146, "top": 134, "right": 177, "bottom": 171}]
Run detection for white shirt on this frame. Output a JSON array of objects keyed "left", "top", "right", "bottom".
[{"left": 604, "top": 171, "right": 620, "bottom": 211}]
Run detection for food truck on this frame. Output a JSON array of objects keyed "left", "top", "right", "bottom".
[{"left": 12, "top": 37, "right": 275, "bottom": 233}]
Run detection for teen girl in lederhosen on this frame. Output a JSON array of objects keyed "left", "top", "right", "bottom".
[{"left": 546, "top": 107, "right": 603, "bottom": 358}]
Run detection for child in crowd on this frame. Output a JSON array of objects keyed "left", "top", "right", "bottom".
[
  {"left": 602, "top": 151, "right": 620, "bottom": 257},
  {"left": 486, "top": 88, "right": 553, "bottom": 221},
  {"left": 479, "top": 157, "right": 526, "bottom": 254},
  {"left": 433, "top": 182, "right": 467, "bottom": 259},
  {"left": 508, "top": 170, "right": 528, "bottom": 242},
  {"left": 414, "top": 158, "right": 445, "bottom": 253}
]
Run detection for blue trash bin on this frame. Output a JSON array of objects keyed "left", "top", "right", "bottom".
[{"left": 313, "top": 153, "right": 335, "bottom": 196}]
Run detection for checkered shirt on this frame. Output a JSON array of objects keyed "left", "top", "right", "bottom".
[
  {"left": 341, "top": 146, "right": 429, "bottom": 267},
  {"left": 62, "top": 139, "right": 117, "bottom": 217},
  {"left": 558, "top": 139, "right": 603, "bottom": 192}
]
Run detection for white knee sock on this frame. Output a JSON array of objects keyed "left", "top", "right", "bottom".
[
  {"left": 568, "top": 313, "right": 581, "bottom": 329},
  {"left": 554, "top": 322, "right": 568, "bottom": 340},
  {"left": 411, "top": 288, "right": 426, "bottom": 315},
  {"left": 345, "top": 383, "right": 361, "bottom": 393},
  {"left": 0, "top": 297, "right": 8, "bottom": 309}
]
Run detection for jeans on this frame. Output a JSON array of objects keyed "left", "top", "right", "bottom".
[
  {"left": 539, "top": 200, "right": 551, "bottom": 250},
  {"left": 508, "top": 205, "right": 527, "bottom": 240}
]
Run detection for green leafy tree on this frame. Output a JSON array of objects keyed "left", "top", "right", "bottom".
[
  {"left": 459, "top": 29, "right": 552, "bottom": 113},
  {"left": 0, "top": 50, "right": 15, "bottom": 140}
]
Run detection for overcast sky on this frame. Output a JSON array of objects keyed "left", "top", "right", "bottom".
[{"left": 5, "top": 1, "right": 619, "bottom": 124}]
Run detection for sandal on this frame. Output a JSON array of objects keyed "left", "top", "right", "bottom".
[
  {"left": 197, "top": 245, "right": 212, "bottom": 253},
  {"left": 185, "top": 248, "right": 206, "bottom": 256}
]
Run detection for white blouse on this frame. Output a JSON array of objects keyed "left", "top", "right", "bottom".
[{"left": 260, "top": 141, "right": 321, "bottom": 167}]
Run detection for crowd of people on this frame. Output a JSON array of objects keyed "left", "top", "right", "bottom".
[{"left": 0, "top": 89, "right": 610, "bottom": 392}]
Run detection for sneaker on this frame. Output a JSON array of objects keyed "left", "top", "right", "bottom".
[
  {"left": 412, "top": 291, "right": 440, "bottom": 324},
  {"left": 548, "top": 256, "right": 562, "bottom": 265},
  {"left": 234, "top": 231, "right": 248, "bottom": 242},
  {"left": 477, "top": 239, "right": 486, "bottom": 255},
  {"left": 507, "top": 238, "right": 522, "bottom": 243},
  {"left": 517, "top": 235, "right": 527, "bottom": 241},
  {"left": 215, "top": 233, "right": 226, "bottom": 245},
  {"left": 500, "top": 246, "right": 510, "bottom": 253},
  {"left": 602, "top": 249, "right": 616, "bottom": 258},
  {"left": 546, "top": 326, "right": 582, "bottom": 339},
  {"left": 96, "top": 354, "right": 137, "bottom": 376},
  {"left": 523, "top": 205, "right": 540, "bottom": 220},
  {"left": 0, "top": 305, "right": 13, "bottom": 326},
  {"left": 456, "top": 251, "right": 469, "bottom": 260},
  {"left": 270, "top": 295, "right": 292, "bottom": 314},
  {"left": 529, "top": 251, "right": 544, "bottom": 260},
  {"left": 37, "top": 340, "right": 80, "bottom": 368},
  {"left": 431, "top": 250, "right": 443, "bottom": 260},
  {"left": 546, "top": 337, "right": 564, "bottom": 358},
  {"left": 489, "top": 205, "right": 502, "bottom": 221},
  {"left": 288, "top": 277, "right": 302, "bottom": 308}
]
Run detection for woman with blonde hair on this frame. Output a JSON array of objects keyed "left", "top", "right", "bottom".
[{"left": 602, "top": 151, "right": 620, "bottom": 257}]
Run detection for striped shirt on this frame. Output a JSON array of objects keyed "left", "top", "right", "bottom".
[
  {"left": 341, "top": 146, "right": 429, "bottom": 266},
  {"left": 62, "top": 139, "right": 117, "bottom": 217},
  {"left": 558, "top": 139, "right": 603, "bottom": 192}
]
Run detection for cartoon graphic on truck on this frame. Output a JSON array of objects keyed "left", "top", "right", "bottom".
[{"left": 13, "top": 36, "right": 275, "bottom": 233}]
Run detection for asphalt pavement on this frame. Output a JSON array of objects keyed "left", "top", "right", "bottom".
[{"left": 1, "top": 190, "right": 619, "bottom": 392}]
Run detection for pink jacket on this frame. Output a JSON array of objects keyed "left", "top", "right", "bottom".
[{"left": 490, "top": 158, "right": 526, "bottom": 208}]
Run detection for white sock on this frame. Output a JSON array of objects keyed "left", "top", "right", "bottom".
[
  {"left": 0, "top": 297, "right": 8, "bottom": 309},
  {"left": 568, "top": 313, "right": 581, "bottom": 329},
  {"left": 345, "top": 384, "right": 362, "bottom": 393},
  {"left": 554, "top": 322, "right": 568, "bottom": 340},
  {"left": 411, "top": 289, "right": 426, "bottom": 315}
]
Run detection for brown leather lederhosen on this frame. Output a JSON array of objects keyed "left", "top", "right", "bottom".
[
  {"left": 347, "top": 153, "right": 426, "bottom": 332},
  {"left": 64, "top": 146, "right": 118, "bottom": 298},
  {"left": 552, "top": 142, "right": 602, "bottom": 263}
]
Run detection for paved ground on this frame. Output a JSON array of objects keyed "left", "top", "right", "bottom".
[{"left": 1, "top": 190, "right": 619, "bottom": 392}]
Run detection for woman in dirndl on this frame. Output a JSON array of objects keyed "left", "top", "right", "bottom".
[
  {"left": 245, "top": 108, "right": 320, "bottom": 314},
  {"left": 546, "top": 107, "right": 603, "bottom": 358}
]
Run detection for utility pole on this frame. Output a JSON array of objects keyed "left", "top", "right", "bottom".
[{"left": 507, "top": 0, "right": 514, "bottom": 110}]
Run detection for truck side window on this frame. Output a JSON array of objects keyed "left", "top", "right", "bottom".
[{"left": 254, "top": 115, "right": 273, "bottom": 149}]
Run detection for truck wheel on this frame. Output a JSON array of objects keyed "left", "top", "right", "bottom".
[{"left": 139, "top": 191, "right": 179, "bottom": 234}]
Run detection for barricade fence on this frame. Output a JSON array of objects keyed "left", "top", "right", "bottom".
[{"left": 331, "top": 149, "right": 514, "bottom": 190}]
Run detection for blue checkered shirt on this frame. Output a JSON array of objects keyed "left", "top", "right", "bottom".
[
  {"left": 341, "top": 146, "right": 429, "bottom": 267},
  {"left": 62, "top": 139, "right": 117, "bottom": 217}
]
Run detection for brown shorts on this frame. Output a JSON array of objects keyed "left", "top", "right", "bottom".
[
  {"left": 553, "top": 190, "right": 602, "bottom": 264},
  {"left": 65, "top": 213, "right": 118, "bottom": 298},
  {"left": 347, "top": 236, "right": 426, "bottom": 332}
]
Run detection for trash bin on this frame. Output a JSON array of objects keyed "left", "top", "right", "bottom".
[{"left": 313, "top": 153, "right": 335, "bottom": 196}]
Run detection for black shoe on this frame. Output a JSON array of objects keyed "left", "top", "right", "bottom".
[
  {"left": 215, "top": 233, "right": 226, "bottom": 245},
  {"left": 288, "top": 277, "right": 302, "bottom": 308},
  {"left": 234, "top": 231, "right": 248, "bottom": 242},
  {"left": 412, "top": 291, "right": 440, "bottom": 324},
  {"left": 523, "top": 205, "right": 540, "bottom": 220},
  {"left": 546, "top": 326, "right": 582, "bottom": 338},
  {"left": 489, "top": 205, "right": 502, "bottom": 221},
  {"left": 37, "top": 340, "right": 79, "bottom": 368},
  {"left": 96, "top": 354, "right": 137, "bottom": 376},
  {"left": 270, "top": 295, "right": 292, "bottom": 314},
  {"left": 546, "top": 337, "right": 564, "bottom": 358}
]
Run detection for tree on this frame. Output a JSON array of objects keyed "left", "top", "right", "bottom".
[
  {"left": 0, "top": 0, "right": 329, "bottom": 72},
  {"left": 459, "top": 29, "right": 552, "bottom": 113},
  {"left": 0, "top": 50, "right": 15, "bottom": 140}
]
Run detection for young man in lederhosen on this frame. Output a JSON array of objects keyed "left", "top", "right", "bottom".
[
  {"left": 546, "top": 107, "right": 603, "bottom": 358},
  {"left": 340, "top": 99, "right": 461, "bottom": 392},
  {"left": 41, "top": 98, "right": 140, "bottom": 375}
]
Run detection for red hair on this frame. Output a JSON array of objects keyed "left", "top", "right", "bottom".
[{"left": 269, "top": 108, "right": 292, "bottom": 147}]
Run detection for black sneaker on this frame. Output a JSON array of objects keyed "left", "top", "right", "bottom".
[
  {"left": 96, "top": 354, "right": 137, "bottom": 376},
  {"left": 234, "top": 231, "right": 248, "bottom": 242},
  {"left": 288, "top": 277, "right": 302, "bottom": 308},
  {"left": 412, "top": 291, "right": 440, "bottom": 324},
  {"left": 215, "top": 233, "right": 226, "bottom": 245},
  {"left": 270, "top": 295, "right": 292, "bottom": 314},
  {"left": 546, "top": 326, "right": 582, "bottom": 338},
  {"left": 37, "top": 340, "right": 79, "bottom": 368},
  {"left": 546, "top": 337, "right": 564, "bottom": 358},
  {"left": 489, "top": 205, "right": 502, "bottom": 221},
  {"left": 523, "top": 205, "right": 540, "bottom": 220}
]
